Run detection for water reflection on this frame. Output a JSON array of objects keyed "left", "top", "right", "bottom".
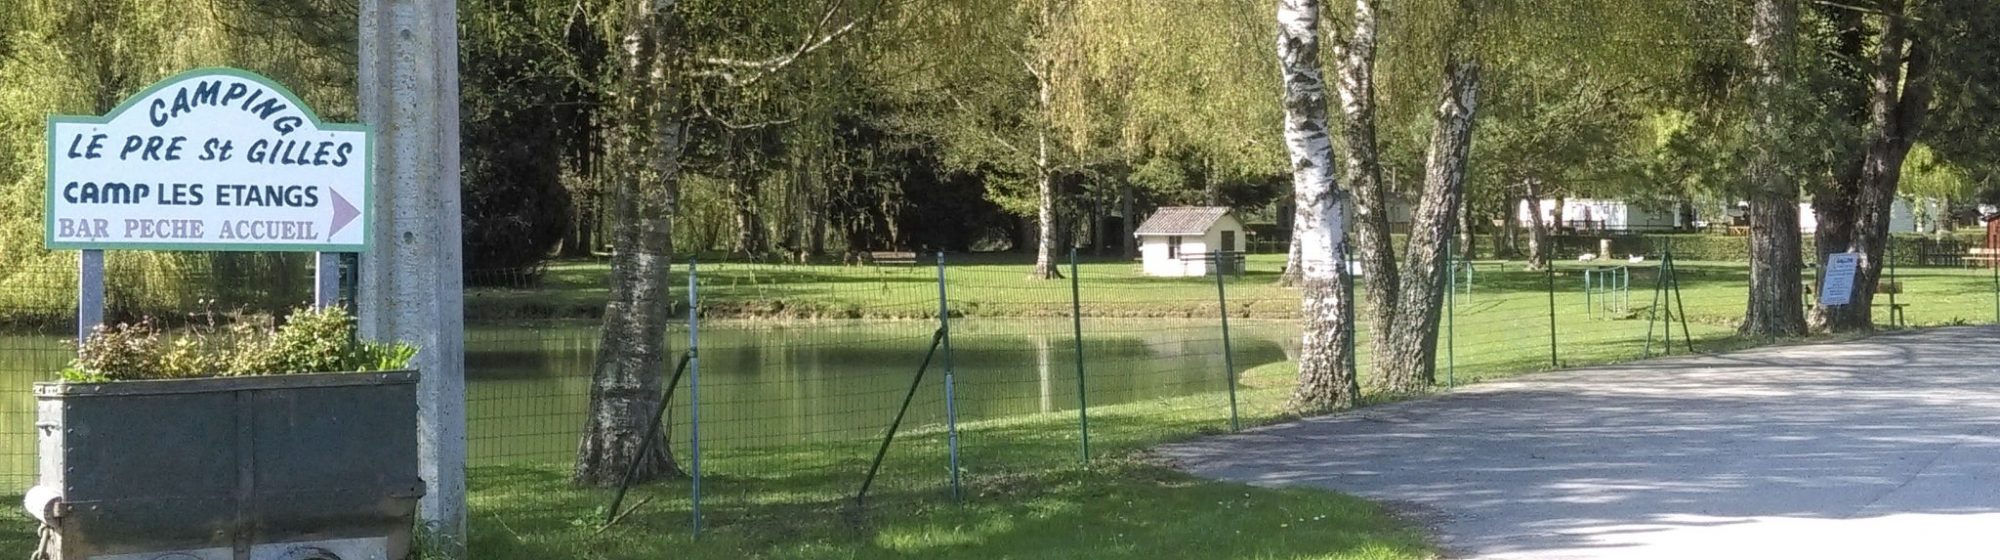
[{"left": 2, "top": 318, "right": 1293, "bottom": 480}]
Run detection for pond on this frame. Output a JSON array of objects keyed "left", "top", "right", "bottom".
[{"left": 0, "top": 318, "right": 1295, "bottom": 483}]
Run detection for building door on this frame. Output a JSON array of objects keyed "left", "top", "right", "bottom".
[{"left": 1220, "top": 230, "right": 1236, "bottom": 253}]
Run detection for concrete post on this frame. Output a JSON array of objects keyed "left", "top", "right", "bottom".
[
  {"left": 357, "top": 0, "right": 466, "bottom": 552},
  {"left": 315, "top": 252, "right": 342, "bottom": 308}
]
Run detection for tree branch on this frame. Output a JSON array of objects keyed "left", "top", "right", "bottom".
[
  {"left": 696, "top": 1, "right": 870, "bottom": 87},
  {"left": 696, "top": 97, "right": 800, "bottom": 130}
]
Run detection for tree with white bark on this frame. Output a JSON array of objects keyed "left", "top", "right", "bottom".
[{"left": 1278, "top": 0, "right": 1359, "bottom": 413}]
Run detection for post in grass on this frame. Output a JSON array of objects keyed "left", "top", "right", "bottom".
[
  {"left": 1214, "top": 252, "right": 1240, "bottom": 432},
  {"left": 935, "top": 252, "right": 963, "bottom": 501},
  {"left": 1068, "top": 248, "right": 1090, "bottom": 464}
]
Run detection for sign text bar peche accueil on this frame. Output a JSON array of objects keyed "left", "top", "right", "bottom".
[{"left": 46, "top": 68, "right": 371, "bottom": 252}]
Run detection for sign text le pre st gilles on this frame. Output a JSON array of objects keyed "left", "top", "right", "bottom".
[{"left": 46, "top": 68, "right": 371, "bottom": 252}]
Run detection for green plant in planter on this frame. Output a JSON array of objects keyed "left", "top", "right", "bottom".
[{"left": 62, "top": 306, "right": 417, "bottom": 382}]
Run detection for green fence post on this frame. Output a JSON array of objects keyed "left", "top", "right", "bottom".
[
  {"left": 1446, "top": 239, "right": 1456, "bottom": 389},
  {"left": 1215, "top": 254, "right": 1240, "bottom": 432},
  {"left": 1069, "top": 248, "right": 1089, "bottom": 464},
  {"left": 935, "top": 252, "right": 962, "bottom": 502},
  {"left": 687, "top": 257, "right": 703, "bottom": 534},
  {"left": 1546, "top": 263, "right": 1558, "bottom": 368}
]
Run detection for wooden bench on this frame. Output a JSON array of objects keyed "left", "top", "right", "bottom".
[
  {"left": 1803, "top": 279, "right": 1907, "bottom": 326},
  {"left": 1182, "top": 252, "right": 1247, "bottom": 277},
  {"left": 1965, "top": 248, "right": 2000, "bottom": 268},
  {"left": 852, "top": 251, "right": 918, "bottom": 266}
]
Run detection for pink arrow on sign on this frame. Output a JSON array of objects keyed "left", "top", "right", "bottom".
[{"left": 329, "top": 189, "right": 361, "bottom": 238}]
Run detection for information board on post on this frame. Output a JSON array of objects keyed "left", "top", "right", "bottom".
[
  {"left": 45, "top": 68, "right": 371, "bottom": 252},
  {"left": 1820, "top": 252, "right": 1861, "bottom": 306}
]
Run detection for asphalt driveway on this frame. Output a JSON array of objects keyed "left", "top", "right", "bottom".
[{"left": 1160, "top": 326, "right": 2000, "bottom": 559}]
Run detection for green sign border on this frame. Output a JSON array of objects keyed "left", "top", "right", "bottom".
[{"left": 44, "top": 67, "right": 374, "bottom": 253}]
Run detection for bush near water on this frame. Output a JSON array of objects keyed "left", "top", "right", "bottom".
[{"left": 63, "top": 306, "right": 415, "bottom": 382}]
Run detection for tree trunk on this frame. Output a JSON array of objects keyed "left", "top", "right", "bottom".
[
  {"left": 1458, "top": 197, "right": 1475, "bottom": 259},
  {"left": 1031, "top": 164, "right": 1063, "bottom": 279},
  {"left": 1810, "top": 2, "right": 1930, "bottom": 333},
  {"left": 1807, "top": 165, "right": 1860, "bottom": 328},
  {"left": 1091, "top": 192, "right": 1106, "bottom": 256},
  {"left": 1330, "top": 0, "right": 1396, "bottom": 374},
  {"left": 577, "top": 0, "right": 685, "bottom": 486},
  {"left": 1939, "top": 196, "right": 1953, "bottom": 233},
  {"left": 1378, "top": 60, "right": 1480, "bottom": 394},
  {"left": 1551, "top": 196, "right": 1566, "bottom": 234},
  {"left": 1740, "top": 0, "right": 1807, "bottom": 338},
  {"left": 1030, "top": 67, "right": 1063, "bottom": 279},
  {"left": 1278, "top": 0, "right": 1358, "bottom": 413},
  {"left": 562, "top": 202, "right": 597, "bottom": 258},
  {"left": 1279, "top": 200, "right": 1305, "bottom": 286},
  {"left": 1120, "top": 182, "right": 1136, "bottom": 259},
  {"left": 731, "top": 169, "right": 768, "bottom": 257},
  {"left": 1524, "top": 181, "right": 1550, "bottom": 270}
]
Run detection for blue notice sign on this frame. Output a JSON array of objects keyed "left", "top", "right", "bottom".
[{"left": 1820, "top": 252, "right": 1861, "bottom": 306}]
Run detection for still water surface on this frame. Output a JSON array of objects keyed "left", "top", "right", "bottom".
[{"left": 2, "top": 318, "right": 1293, "bottom": 482}]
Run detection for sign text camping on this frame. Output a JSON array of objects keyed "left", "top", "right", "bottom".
[{"left": 46, "top": 68, "right": 371, "bottom": 252}]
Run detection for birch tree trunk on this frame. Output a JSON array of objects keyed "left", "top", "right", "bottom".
[
  {"left": 1810, "top": 0, "right": 1931, "bottom": 333},
  {"left": 731, "top": 164, "right": 769, "bottom": 257},
  {"left": 1280, "top": 201, "right": 1305, "bottom": 286},
  {"left": 1030, "top": 68, "right": 1063, "bottom": 279},
  {"left": 1378, "top": 60, "right": 1480, "bottom": 393},
  {"left": 1330, "top": 0, "right": 1397, "bottom": 375},
  {"left": 1278, "top": 0, "right": 1358, "bottom": 413},
  {"left": 577, "top": 0, "right": 686, "bottom": 486},
  {"left": 1740, "top": 0, "right": 1807, "bottom": 338},
  {"left": 1525, "top": 181, "right": 1550, "bottom": 270}
]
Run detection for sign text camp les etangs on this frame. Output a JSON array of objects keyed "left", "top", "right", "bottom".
[{"left": 46, "top": 68, "right": 371, "bottom": 252}]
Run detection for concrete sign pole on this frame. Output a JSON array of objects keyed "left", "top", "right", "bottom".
[{"left": 357, "top": 0, "right": 466, "bottom": 550}]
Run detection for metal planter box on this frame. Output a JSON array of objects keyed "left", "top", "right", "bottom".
[{"left": 24, "top": 371, "right": 424, "bottom": 560}]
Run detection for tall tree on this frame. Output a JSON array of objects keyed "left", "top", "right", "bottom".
[
  {"left": 1279, "top": 0, "right": 1359, "bottom": 413},
  {"left": 1377, "top": 60, "right": 1480, "bottom": 391},
  {"left": 575, "top": 0, "right": 690, "bottom": 485},
  {"left": 1332, "top": 0, "right": 1485, "bottom": 393},
  {"left": 1738, "top": 0, "right": 1806, "bottom": 337},
  {"left": 898, "top": 0, "right": 1107, "bottom": 279},
  {"left": 1804, "top": 0, "right": 1981, "bottom": 333},
  {"left": 574, "top": 0, "right": 868, "bottom": 485}
]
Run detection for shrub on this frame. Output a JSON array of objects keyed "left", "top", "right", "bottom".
[{"left": 62, "top": 306, "right": 417, "bottom": 382}]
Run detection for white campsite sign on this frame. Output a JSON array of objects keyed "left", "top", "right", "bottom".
[
  {"left": 1820, "top": 252, "right": 1861, "bottom": 306},
  {"left": 45, "top": 68, "right": 371, "bottom": 252}
]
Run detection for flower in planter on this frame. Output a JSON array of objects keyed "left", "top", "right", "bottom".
[{"left": 63, "top": 306, "right": 417, "bottom": 382}]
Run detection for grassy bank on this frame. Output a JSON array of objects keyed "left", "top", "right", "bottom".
[{"left": 466, "top": 254, "right": 2000, "bottom": 325}]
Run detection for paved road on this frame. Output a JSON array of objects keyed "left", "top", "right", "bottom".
[{"left": 1160, "top": 327, "right": 2000, "bottom": 559}]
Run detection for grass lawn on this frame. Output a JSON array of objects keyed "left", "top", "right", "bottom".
[
  {"left": 468, "top": 253, "right": 2000, "bottom": 325},
  {"left": 461, "top": 363, "right": 1430, "bottom": 560}
]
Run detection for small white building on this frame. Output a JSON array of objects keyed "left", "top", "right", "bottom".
[
  {"left": 1134, "top": 206, "right": 1245, "bottom": 277},
  {"left": 1799, "top": 200, "right": 1917, "bottom": 234},
  {"left": 1517, "top": 198, "right": 1682, "bottom": 231}
]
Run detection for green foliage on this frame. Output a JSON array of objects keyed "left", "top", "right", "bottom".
[
  {"left": 63, "top": 306, "right": 418, "bottom": 382},
  {"left": 66, "top": 321, "right": 165, "bottom": 382}
]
